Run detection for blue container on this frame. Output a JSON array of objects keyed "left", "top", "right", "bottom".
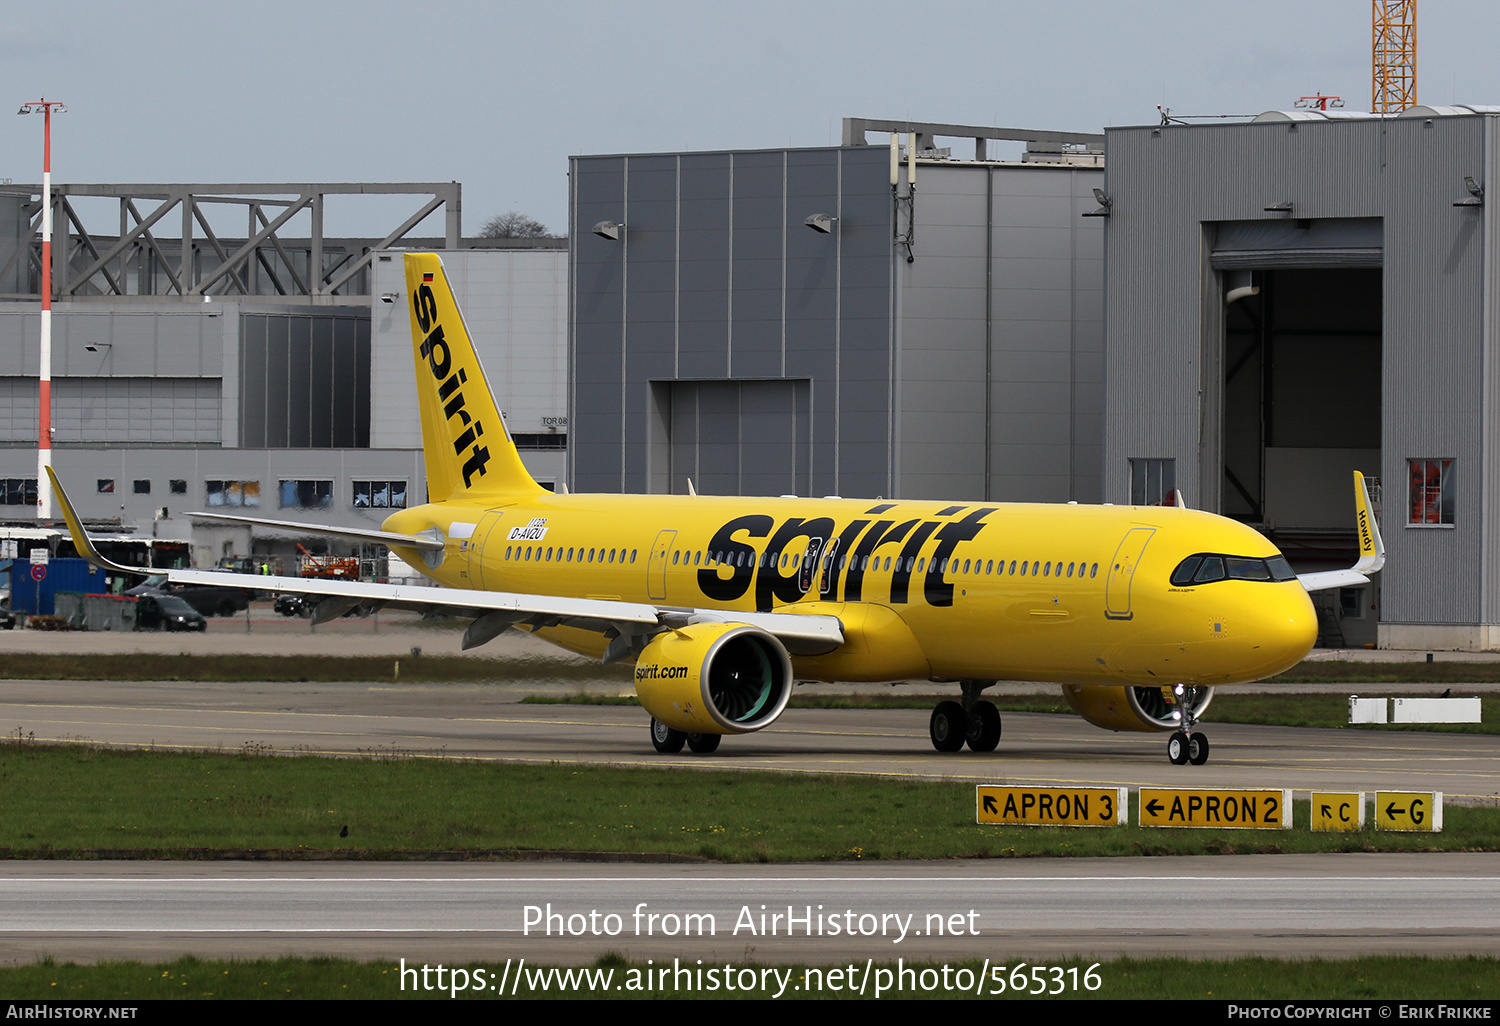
[{"left": 9, "top": 558, "right": 106, "bottom": 615}]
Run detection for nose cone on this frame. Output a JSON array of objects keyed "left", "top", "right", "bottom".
[{"left": 1241, "top": 584, "right": 1319, "bottom": 680}]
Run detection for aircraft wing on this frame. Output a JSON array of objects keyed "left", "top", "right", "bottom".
[
  {"left": 1298, "top": 471, "right": 1386, "bottom": 593},
  {"left": 1296, "top": 569, "right": 1374, "bottom": 593},
  {"left": 46, "top": 469, "right": 843, "bottom": 657}
]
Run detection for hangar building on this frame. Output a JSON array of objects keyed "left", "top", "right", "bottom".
[
  {"left": 0, "top": 183, "right": 567, "bottom": 568},
  {"left": 568, "top": 119, "right": 1106, "bottom": 505},
  {"left": 1102, "top": 105, "right": 1500, "bottom": 650}
]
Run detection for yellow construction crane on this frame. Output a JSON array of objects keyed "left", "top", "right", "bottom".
[{"left": 1372, "top": 0, "right": 1416, "bottom": 112}]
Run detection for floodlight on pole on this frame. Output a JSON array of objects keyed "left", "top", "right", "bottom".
[{"left": 18, "top": 98, "right": 65, "bottom": 520}]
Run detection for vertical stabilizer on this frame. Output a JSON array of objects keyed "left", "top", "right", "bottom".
[{"left": 404, "top": 253, "right": 543, "bottom": 502}]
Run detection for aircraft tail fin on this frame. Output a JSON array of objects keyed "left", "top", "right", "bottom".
[{"left": 404, "top": 253, "right": 544, "bottom": 503}]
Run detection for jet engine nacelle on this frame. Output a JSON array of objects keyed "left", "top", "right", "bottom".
[
  {"left": 1060, "top": 683, "right": 1215, "bottom": 733},
  {"left": 634, "top": 622, "right": 794, "bottom": 735}
]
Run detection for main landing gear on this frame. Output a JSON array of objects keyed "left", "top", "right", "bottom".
[
  {"left": 929, "top": 680, "right": 1002, "bottom": 753},
  {"left": 1165, "top": 684, "right": 1211, "bottom": 766},
  {"left": 650, "top": 718, "right": 722, "bottom": 755}
]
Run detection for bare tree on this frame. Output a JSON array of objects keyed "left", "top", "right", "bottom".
[{"left": 479, "top": 211, "right": 558, "bottom": 239}]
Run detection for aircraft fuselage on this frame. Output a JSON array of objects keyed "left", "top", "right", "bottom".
[{"left": 383, "top": 492, "right": 1317, "bottom": 689}]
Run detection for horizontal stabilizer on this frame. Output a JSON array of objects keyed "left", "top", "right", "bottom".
[{"left": 186, "top": 511, "right": 444, "bottom": 551}]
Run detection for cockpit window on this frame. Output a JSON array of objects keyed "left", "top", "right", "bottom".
[
  {"left": 1264, "top": 555, "right": 1297, "bottom": 581},
  {"left": 1170, "top": 556, "right": 1201, "bottom": 586},
  {"left": 1225, "top": 557, "right": 1269, "bottom": 581},
  {"left": 1193, "top": 556, "right": 1225, "bottom": 583},
  {"left": 1171, "top": 552, "right": 1298, "bottom": 586}
]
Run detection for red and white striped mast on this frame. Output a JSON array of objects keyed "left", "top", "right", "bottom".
[{"left": 18, "top": 98, "right": 65, "bottom": 520}]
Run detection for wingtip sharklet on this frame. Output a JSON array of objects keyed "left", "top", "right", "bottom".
[
  {"left": 44, "top": 467, "right": 150, "bottom": 575},
  {"left": 1352, "top": 470, "right": 1385, "bottom": 575}
]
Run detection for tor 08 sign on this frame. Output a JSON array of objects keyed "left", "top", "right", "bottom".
[{"left": 976, "top": 786, "right": 1127, "bottom": 827}]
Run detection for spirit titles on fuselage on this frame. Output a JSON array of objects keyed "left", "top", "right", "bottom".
[{"left": 696, "top": 505, "right": 998, "bottom": 609}]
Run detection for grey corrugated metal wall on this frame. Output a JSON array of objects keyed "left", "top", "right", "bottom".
[
  {"left": 570, "top": 147, "right": 894, "bottom": 499},
  {"left": 570, "top": 146, "right": 1104, "bottom": 504},
  {"left": 1104, "top": 113, "right": 1498, "bottom": 634}
]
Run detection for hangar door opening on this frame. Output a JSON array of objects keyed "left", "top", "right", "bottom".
[
  {"left": 649, "top": 379, "right": 811, "bottom": 496},
  {"left": 1219, "top": 261, "right": 1382, "bottom": 646}
]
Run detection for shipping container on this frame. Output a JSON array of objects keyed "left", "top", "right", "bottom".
[{"left": 9, "top": 558, "right": 107, "bottom": 615}]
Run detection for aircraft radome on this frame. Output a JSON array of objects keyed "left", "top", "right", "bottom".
[{"left": 49, "top": 253, "right": 1385, "bottom": 766}]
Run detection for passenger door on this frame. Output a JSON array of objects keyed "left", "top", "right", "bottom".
[
  {"left": 647, "top": 530, "right": 677, "bottom": 601},
  {"left": 1105, "top": 528, "right": 1155, "bottom": 620}
]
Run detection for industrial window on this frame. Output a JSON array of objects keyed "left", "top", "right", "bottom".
[
  {"left": 511, "top": 433, "right": 567, "bottom": 451},
  {"left": 1129, "top": 458, "right": 1176, "bottom": 506},
  {"left": 1340, "top": 587, "right": 1365, "bottom": 619},
  {"left": 169, "top": 479, "right": 187, "bottom": 494},
  {"left": 0, "top": 479, "right": 37, "bottom": 505},
  {"left": 205, "top": 480, "right": 261, "bottom": 508},
  {"left": 133, "top": 480, "right": 151, "bottom": 495},
  {"left": 353, "top": 480, "right": 407, "bottom": 509},
  {"left": 1408, "top": 459, "right": 1454, "bottom": 526},
  {"left": 97, "top": 479, "right": 115, "bottom": 494},
  {"left": 279, "top": 479, "right": 333, "bottom": 509}
]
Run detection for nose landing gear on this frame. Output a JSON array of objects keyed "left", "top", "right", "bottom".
[{"left": 1166, "top": 684, "right": 1211, "bottom": 765}]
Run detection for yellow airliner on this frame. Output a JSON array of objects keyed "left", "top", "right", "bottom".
[{"left": 49, "top": 253, "right": 1385, "bottom": 766}]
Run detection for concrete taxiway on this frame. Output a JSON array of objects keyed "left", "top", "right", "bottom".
[
  {"left": 1, "top": 854, "right": 1497, "bottom": 965},
  {"left": 1, "top": 675, "right": 1497, "bottom": 799}
]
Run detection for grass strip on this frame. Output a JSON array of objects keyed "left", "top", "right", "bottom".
[
  {"left": 0, "top": 742, "right": 1495, "bottom": 860},
  {"left": 1272, "top": 660, "right": 1500, "bottom": 684},
  {"left": 2, "top": 953, "right": 1496, "bottom": 999}
]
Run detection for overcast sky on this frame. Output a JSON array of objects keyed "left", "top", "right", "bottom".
[{"left": 0, "top": 1, "right": 1493, "bottom": 238}]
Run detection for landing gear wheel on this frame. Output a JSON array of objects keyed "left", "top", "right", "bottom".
[
  {"left": 650, "top": 718, "right": 686, "bottom": 754},
  {"left": 964, "top": 700, "right": 1002, "bottom": 752},
  {"left": 686, "top": 732, "right": 722, "bottom": 754},
  {"left": 1167, "top": 731, "right": 1189, "bottom": 765},
  {"left": 930, "top": 701, "right": 966, "bottom": 752},
  {"left": 1188, "top": 731, "right": 1210, "bottom": 765}
]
